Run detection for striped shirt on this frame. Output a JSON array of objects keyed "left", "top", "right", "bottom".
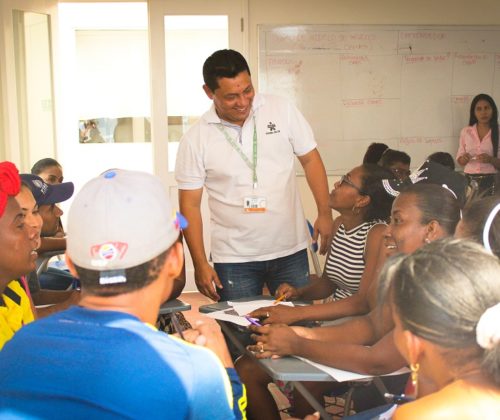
[{"left": 325, "top": 220, "right": 383, "bottom": 300}]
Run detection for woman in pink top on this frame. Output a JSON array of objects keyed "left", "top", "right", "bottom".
[{"left": 457, "top": 93, "right": 500, "bottom": 195}]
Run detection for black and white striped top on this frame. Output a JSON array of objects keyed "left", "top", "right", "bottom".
[{"left": 324, "top": 220, "right": 383, "bottom": 301}]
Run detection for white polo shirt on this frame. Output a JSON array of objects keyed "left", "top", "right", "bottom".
[{"left": 175, "top": 94, "right": 316, "bottom": 263}]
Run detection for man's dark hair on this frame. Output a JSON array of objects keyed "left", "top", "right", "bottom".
[
  {"left": 31, "top": 158, "right": 61, "bottom": 175},
  {"left": 73, "top": 247, "right": 172, "bottom": 297},
  {"left": 427, "top": 152, "right": 455, "bottom": 171},
  {"left": 203, "top": 49, "right": 251, "bottom": 92},
  {"left": 378, "top": 149, "right": 411, "bottom": 167}
]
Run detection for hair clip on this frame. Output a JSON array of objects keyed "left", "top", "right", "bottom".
[{"left": 483, "top": 203, "right": 500, "bottom": 253}]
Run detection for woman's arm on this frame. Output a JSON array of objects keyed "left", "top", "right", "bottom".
[{"left": 456, "top": 127, "right": 472, "bottom": 167}]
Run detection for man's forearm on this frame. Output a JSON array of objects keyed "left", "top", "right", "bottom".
[
  {"left": 38, "top": 237, "right": 66, "bottom": 253},
  {"left": 299, "top": 149, "right": 331, "bottom": 215}
]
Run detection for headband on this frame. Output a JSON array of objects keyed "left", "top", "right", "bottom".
[{"left": 0, "top": 161, "right": 21, "bottom": 218}]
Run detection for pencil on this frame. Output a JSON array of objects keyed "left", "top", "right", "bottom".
[{"left": 273, "top": 294, "right": 286, "bottom": 305}]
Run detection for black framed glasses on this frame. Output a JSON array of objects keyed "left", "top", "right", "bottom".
[{"left": 340, "top": 175, "right": 366, "bottom": 195}]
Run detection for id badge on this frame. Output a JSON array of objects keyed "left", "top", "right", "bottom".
[{"left": 243, "top": 196, "right": 267, "bottom": 213}]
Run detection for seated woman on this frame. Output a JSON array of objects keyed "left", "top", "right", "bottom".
[
  {"left": 383, "top": 239, "right": 500, "bottom": 419},
  {"left": 250, "top": 163, "right": 394, "bottom": 326},
  {"left": 237, "top": 183, "right": 461, "bottom": 419}
]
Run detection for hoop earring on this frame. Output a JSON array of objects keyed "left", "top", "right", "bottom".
[
  {"left": 410, "top": 362, "right": 420, "bottom": 396},
  {"left": 352, "top": 205, "right": 360, "bottom": 215}
]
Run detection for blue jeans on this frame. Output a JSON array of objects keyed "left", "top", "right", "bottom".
[{"left": 214, "top": 249, "right": 309, "bottom": 301}]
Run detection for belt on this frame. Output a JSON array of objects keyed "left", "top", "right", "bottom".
[{"left": 466, "top": 173, "right": 495, "bottom": 179}]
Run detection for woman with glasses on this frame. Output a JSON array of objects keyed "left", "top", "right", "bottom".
[
  {"left": 249, "top": 164, "right": 394, "bottom": 326},
  {"left": 239, "top": 183, "right": 461, "bottom": 420}
]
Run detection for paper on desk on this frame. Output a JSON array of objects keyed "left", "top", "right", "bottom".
[
  {"left": 205, "top": 300, "right": 295, "bottom": 326},
  {"left": 227, "top": 300, "right": 294, "bottom": 316},
  {"left": 295, "top": 356, "right": 409, "bottom": 382}
]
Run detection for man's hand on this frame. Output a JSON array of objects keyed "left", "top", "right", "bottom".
[
  {"left": 313, "top": 213, "right": 334, "bottom": 255},
  {"left": 183, "top": 320, "right": 233, "bottom": 367},
  {"left": 194, "top": 262, "right": 223, "bottom": 301}
]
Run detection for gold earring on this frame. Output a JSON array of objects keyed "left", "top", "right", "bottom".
[{"left": 410, "top": 362, "right": 420, "bottom": 396}]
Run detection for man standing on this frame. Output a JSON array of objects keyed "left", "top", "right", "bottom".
[
  {"left": 175, "top": 49, "right": 333, "bottom": 301},
  {"left": 0, "top": 169, "right": 245, "bottom": 419}
]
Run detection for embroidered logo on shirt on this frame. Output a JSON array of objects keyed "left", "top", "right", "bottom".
[{"left": 266, "top": 121, "right": 280, "bottom": 135}]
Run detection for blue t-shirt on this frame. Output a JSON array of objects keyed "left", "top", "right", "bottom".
[{"left": 0, "top": 306, "right": 244, "bottom": 419}]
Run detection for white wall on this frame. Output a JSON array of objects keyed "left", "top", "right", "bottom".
[{"left": 245, "top": 0, "right": 500, "bottom": 268}]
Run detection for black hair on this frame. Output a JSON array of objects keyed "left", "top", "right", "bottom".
[
  {"left": 400, "top": 184, "right": 461, "bottom": 235},
  {"left": 362, "top": 143, "right": 389, "bottom": 164},
  {"left": 427, "top": 152, "right": 455, "bottom": 171},
  {"left": 378, "top": 149, "right": 411, "bottom": 168},
  {"left": 73, "top": 247, "right": 172, "bottom": 297},
  {"left": 460, "top": 196, "right": 500, "bottom": 258},
  {"left": 379, "top": 239, "right": 500, "bottom": 385},
  {"left": 31, "top": 158, "right": 61, "bottom": 175},
  {"left": 469, "top": 94, "right": 499, "bottom": 159},
  {"left": 359, "top": 164, "right": 395, "bottom": 222},
  {"left": 203, "top": 49, "right": 251, "bottom": 92}
]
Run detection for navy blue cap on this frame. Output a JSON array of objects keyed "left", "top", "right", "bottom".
[{"left": 20, "top": 174, "right": 74, "bottom": 206}]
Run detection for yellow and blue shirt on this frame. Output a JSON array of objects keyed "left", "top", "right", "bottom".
[{"left": 0, "top": 280, "right": 34, "bottom": 350}]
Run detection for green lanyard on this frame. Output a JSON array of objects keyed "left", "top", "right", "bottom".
[{"left": 217, "top": 117, "right": 258, "bottom": 189}]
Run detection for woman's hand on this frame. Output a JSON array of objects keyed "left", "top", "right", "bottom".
[
  {"left": 476, "top": 153, "right": 493, "bottom": 163},
  {"left": 275, "top": 283, "right": 301, "bottom": 300},
  {"left": 249, "top": 304, "right": 301, "bottom": 325},
  {"left": 246, "top": 324, "right": 300, "bottom": 359},
  {"left": 458, "top": 153, "right": 472, "bottom": 166}
]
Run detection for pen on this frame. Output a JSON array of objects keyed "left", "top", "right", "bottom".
[
  {"left": 273, "top": 294, "right": 286, "bottom": 305},
  {"left": 171, "top": 313, "right": 185, "bottom": 340},
  {"left": 384, "top": 393, "right": 415, "bottom": 404},
  {"left": 244, "top": 315, "right": 263, "bottom": 327}
]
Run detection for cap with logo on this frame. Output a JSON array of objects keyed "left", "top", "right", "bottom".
[
  {"left": 66, "top": 169, "right": 187, "bottom": 284},
  {"left": 20, "top": 174, "right": 74, "bottom": 206}
]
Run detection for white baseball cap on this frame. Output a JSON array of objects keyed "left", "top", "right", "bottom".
[{"left": 67, "top": 169, "right": 186, "bottom": 279}]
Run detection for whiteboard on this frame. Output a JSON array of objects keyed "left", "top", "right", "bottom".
[{"left": 258, "top": 25, "right": 500, "bottom": 173}]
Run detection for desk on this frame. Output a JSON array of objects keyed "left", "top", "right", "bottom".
[
  {"left": 199, "top": 296, "right": 334, "bottom": 420},
  {"left": 159, "top": 299, "right": 191, "bottom": 315}
]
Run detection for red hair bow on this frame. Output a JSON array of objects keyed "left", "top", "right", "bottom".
[{"left": 0, "top": 161, "right": 21, "bottom": 217}]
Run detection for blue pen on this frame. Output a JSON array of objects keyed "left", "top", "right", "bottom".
[{"left": 244, "top": 315, "right": 262, "bottom": 327}]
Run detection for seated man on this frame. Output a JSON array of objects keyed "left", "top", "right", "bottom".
[
  {"left": 0, "top": 162, "right": 38, "bottom": 349},
  {"left": 0, "top": 169, "right": 246, "bottom": 419},
  {"left": 16, "top": 179, "right": 80, "bottom": 317},
  {"left": 21, "top": 174, "right": 76, "bottom": 290}
]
